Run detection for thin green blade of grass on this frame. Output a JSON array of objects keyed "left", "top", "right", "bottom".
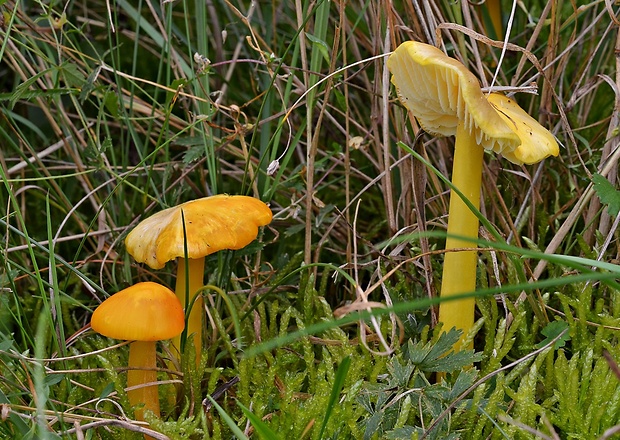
[
  {"left": 197, "top": 284, "right": 243, "bottom": 348},
  {"left": 383, "top": 229, "right": 620, "bottom": 281},
  {"left": 0, "top": 218, "right": 107, "bottom": 297},
  {"left": 114, "top": 0, "right": 192, "bottom": 76},
  {"left": 317, "top": 355, "right": 351, "bottom": 439},
  {"left": 245, "top": 269, "right": 620, "bottom": 358},
  {"left": 238, "top": 401, "right": 283, "bottom": 440},
  {"left": 206, "top": 395, "right": 249, "bottom": 440},
  {"left": 45, "top": 193, "right": 66, "bottom": 358}
]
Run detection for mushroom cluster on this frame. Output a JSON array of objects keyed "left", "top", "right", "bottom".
[
  {"left": 91, "top": 194, "right": 272, "bottom": 436},
  {"left": 387, "top": 41, "right": 558, "bottom": 350}
]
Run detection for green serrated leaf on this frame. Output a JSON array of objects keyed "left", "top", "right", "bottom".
[
  {"left": 402, "top": 329, "right": 481, "bottom": 373},
  {"left": 182, "top": 143, "right": 205, "bottom": 164},
  {"left": 285, "top": 224, "right": 306, "bottom": 237},
  {"left": 405, "top": 328, "right": 457, "bottom": 364},
  {"left": 385, "top": 426, "right": 420, "bottom": 439},
  {"left": 404, "top": 340, "right": 433, "bottom": 365},
  {"left": 592, "top": 173, "right": 620, "bottom": 217},
  {"left": 448, "top": 369, "right": 477, "bottom": 400},
  {"left": 60, "top": 62, "right": 86, "bottom": 88},
  {"left": 536, "top": 320, "right": 570, "bottom": 349},
  {"left": 174, "top": 135, "right": 205, "bottom": 147},
  {"left": 423, "top": 349, "right": 482, "bottom": 373},
  {"left": 425, "top": 328, "right": 461, "bottom": 361},
  {"left": 388, "top": 358, "right": 415, "bottom": 388},
  {"left": 100, "top": 137, "right": 112, "bottom": 153}
]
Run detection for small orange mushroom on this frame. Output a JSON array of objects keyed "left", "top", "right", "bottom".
[
  {"left": 125, "top": 194, "right": 273, "bottom": 364},
  {"left": 91, "top": 282, "right": 184, "bottom": 433}
]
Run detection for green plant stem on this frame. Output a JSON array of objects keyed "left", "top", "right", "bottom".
[
  {"left": 127, "top": 340, "right": 159, "bottom": 437},
  {"left": 437, "top": 122, "right": 484, "bottom": 351},
  {"left": 174, "top": 257, "right": 205, "bottom": 365}
]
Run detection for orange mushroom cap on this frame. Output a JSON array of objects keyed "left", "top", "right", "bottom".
[
  {"left": 91, "top": 282, "right": 185, "bottom": 341},
  {"left": 124, "top": 195, "right": 273, "bottom": 269}
]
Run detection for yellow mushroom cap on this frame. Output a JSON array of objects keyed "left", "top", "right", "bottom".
[
  {"left": 125, "top": 194, "right": 273, "bottom": 269},
  {"left": 91, "top": 282, "right": 185, "bottom": 341},
  {"left": 487, "top": 93, "right": 559, "bottom": 164},
  {"left": 388, "top": 42, "right": 558, "bottom": 165},
  {"left": 387, "top": 41, "right": 520, "bottom": 155}
]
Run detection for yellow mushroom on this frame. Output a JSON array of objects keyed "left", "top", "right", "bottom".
[
  {"left": 387, "top": 41, "right": 558, "bottom": 350},
  {"left": 125, "top": 195, "right": 273, "bottom": 364}
]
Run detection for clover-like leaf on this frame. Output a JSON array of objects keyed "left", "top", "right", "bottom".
[
  {"left": 592, "top": 173, "right": 620, "bottom": 217},
  {"left": 536, "top": 320, "right": 570, "bottom": 350}
]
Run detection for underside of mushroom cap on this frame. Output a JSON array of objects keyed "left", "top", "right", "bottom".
[
  {"left": 387, "top": 41, "right": 521, "bottom": 157},
  {"left": 125, "top": 195, "right": 273, "bottom": 269}
]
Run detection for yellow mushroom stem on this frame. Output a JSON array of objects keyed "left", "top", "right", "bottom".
[
  {"left": 127, "top": 340, "right": 160, "bottom": 427},
  {"left": 173, "top": 257, "right": 205, "bottom": 365},
  {"left": 437, "top": 122, "right": 484, "bottom": 351}
]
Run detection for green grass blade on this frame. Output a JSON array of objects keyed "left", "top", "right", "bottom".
[
  {"left": 206, "top": 396, "right": 249, "bottom": 440},
  {"left": 317, "top": 355, "right": 351, "bottom": 439},
  {"left": 238, "top": 401, "right": 283, "bottom": 440}
]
